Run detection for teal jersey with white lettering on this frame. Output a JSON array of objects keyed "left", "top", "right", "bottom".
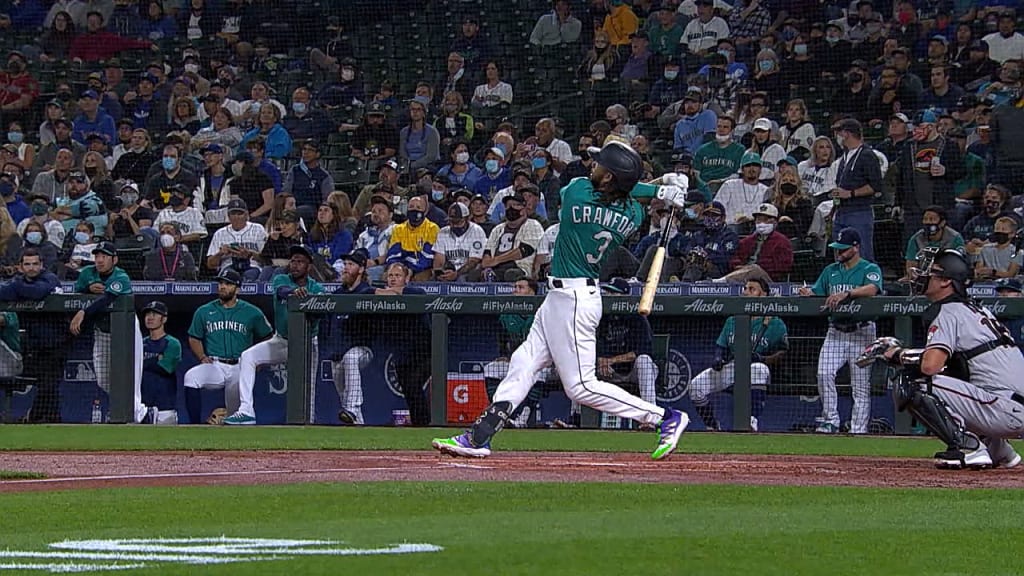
[
  {"left": 271, "top": 273, "right": 324, "bottom": 338},
  {"left": 811, "top": 258, "right": 883, "bottom": 320},
  {"left": 550, "top": 177, "right": 656, "bottom": 279},
  {"left": 188, "top": 299, "right": 273, "bottom": 359},
  {"left": 716, "top": 315, "right": 789, "bottom": 356},
  {"left": 74, "top": 265, "right": 132, "bottom": 332}
]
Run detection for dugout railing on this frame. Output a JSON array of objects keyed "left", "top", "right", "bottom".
[
  {"left": 0, "top": 295, "right": 138, "bottom": 424},
  {"left": 287, "top": 294, "right": 1024, "bottom": 434}
]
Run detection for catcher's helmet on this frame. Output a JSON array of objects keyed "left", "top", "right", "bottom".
[
  {"left": 912, "top": 247, "right": 970, "bottom": 296},
  {"left": 587, "top": 141, "right": 643, "bottom": 192}
]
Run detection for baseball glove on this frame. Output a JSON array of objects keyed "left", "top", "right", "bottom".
[
  {"left": 855, "top": 337, "right": 903, "bottom": 368},
  {"left": 207, "top": 407, "right": 228, "bottom": 425}
]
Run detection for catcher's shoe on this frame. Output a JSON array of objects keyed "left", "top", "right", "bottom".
[
  {"left": 651, "top": 409, "right": 688, "bottom": 461},
  {"left": 206, "top": 408, "right": 228, "bottom": 425},
  {"left": 935, "top": 446, "right": 992, "bottom": 470},
  {"left": 432, "top": 433, "right": 491, "bottom": 458},
  {"left": 223, "top": 412, "right": 256, "bottom": 426}
]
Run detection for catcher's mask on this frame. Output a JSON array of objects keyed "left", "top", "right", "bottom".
[{"left": 910, "top": 247, "right": 970, "bottom": 297}]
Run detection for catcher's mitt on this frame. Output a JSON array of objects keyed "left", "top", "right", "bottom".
[
  {"left": 855, "top": 336, "right": 903, "bottom": 368},
  {"left": 207, "top": 407, "right": 228, "bottom": 425}
]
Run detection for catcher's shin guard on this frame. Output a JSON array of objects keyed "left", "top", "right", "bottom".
[
  {"left": 899, "top": 377, "right": 974, "bottom": 451},
  {"left": 470, "top": 401, "right": 513, "bottom": 447}
]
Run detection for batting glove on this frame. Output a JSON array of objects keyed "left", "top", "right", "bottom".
[
  {"left": 661, "top": 173, "right": 690, "bottom": 190},
  {"left": 656, "top": 185, "right": 687, "bottom": 208}
]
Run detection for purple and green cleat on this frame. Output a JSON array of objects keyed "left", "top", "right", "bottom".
[
  {"left": 432, "top": 433, "right": 491, "bottom": 458},
  {"left": 651, "top": 409, "right": 689, "bottom": 460}
]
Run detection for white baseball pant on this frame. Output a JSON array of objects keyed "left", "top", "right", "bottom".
[
  {"left": 236, "top": 335, "right": 319, "bottom": 419},
  {"left": 0, "top": 338, "right": 23, "bottom": 379},
  {"left": 930, "top": 374, "right": 1024, "bottom": 460},
  {"left": 483, "top": 360, "right": 554, "bottom": 384},
  {"left": 817, "top": 323, "right": 876, "bottom": 433},
  {"left": 689, "top": 361, "right": 770, "bottom": 406},
  {"left": 183, "top": 360, "right": 241, "bottom": 415},
  {"left": 93, "top": 318, "right": 148, "bottom": 423},
  {"left": 491, "top": 279, "right": 665, "bottom": 426},
  {"left": 332, "top": 346, "right": 373, "bottom": 424}
]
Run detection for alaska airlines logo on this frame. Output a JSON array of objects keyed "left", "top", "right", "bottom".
[
  {"left": 424, "top": 297, "right": 464, "bottom": 312},
  {"left": 683, "top": 299, "right": 724, "bottom": 314}
]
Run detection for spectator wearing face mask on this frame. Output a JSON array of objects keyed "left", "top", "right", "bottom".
[
  {"left": 693, "top": 115, "right": 744, "bottom": 190},
  {"left": 770, "top": 169, "right": 814, "bottom": 239},
  {"left": 722, "top": 203, "right": 793, "bottom": 283},
  {"left": 18, "top": 195, "right": 65, "bottom": 247},
  {"left": 895, "top": 109, "right": 964, "bottom": 245},
  {"left": 386, "top": 195, "right": 439, "bottom": 280},
  {"left": 143, "top": 221, "right": 197, "bottom": 281},
  {"left": 437, "top": 141, "right": 483, "bottom": 192},
  {"left": 473, "top": 146, "right": 511, "bottom": 201},
  {"left": 974, "top": 216, "right": 1023, "bottom": 280},
  {"left": 105, "top": 181, "right": 154, "bottom": 242},
  {"left": 15, "top": 221, "right": 60, "bottom": 274},
  {"left": 900, "top": 205, "right": 965, "bottom": 283},
  {"left": 433, "top": 202, "right": 486, "bottom": 282},
  {"left": 60, "top": 219, "right": 99, "bottom": 279},
  {"left": 153, "top": 184, "right": 206, "bottom": 243},
  {"left": 963, "top": 184, "right": 1022, "bottom": 254}
]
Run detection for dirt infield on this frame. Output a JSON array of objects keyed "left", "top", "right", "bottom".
[{"left": 1, "top": 450, "right": 1021, "bottom": 492}]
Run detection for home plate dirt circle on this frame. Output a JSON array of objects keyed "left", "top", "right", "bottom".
[{"left": 0, "top": 451, "right": 1020, "bottom": 492}]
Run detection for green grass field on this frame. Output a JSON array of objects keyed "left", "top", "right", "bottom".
[{"left": 1, "top": 427, "right": 1020, "bottom": 576}]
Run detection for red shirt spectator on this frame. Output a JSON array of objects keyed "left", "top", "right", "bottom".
[
  {"left": 0, "top": 52, "right": 40, "bottom": 112},
  {"left": 730, "top": 204, "right": 794, "bottom": 281},
  {"left": 69, "top": 12, "right": 153, "bottom": 63}
]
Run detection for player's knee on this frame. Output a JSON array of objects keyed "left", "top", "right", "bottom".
[
  {"left": 635, "top": 354, "right": 657, "bottom": 378},
  {"left": 751, "top": 363, "right": 770, "bottom": 386}
]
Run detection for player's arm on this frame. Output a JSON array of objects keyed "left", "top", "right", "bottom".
[
  {"left": 157, "top": 337, "right": 183, "bottom": 374},
  {"left": 761, "top": 321, "right": 788, "bottom": 366},
  {"left": 188, "top": 337, "right": 210, "bottom": 363},
  {"left": 253, "top": 311, "right": 274, "bottom": 341}
]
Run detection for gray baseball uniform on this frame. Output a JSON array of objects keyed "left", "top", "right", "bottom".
[{"left": 925, "top": 300, "right": 1024, "bottom": 458}]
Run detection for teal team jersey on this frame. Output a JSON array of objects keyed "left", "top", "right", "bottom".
[
  {"left": 811, "top": 258, "right": 883, "bottom": 320},
  {"left": 271, "top": 273, "right": 324, "bottom": 339},
  {"left": 716, "top": 315, "right": 789, "bottom": 356},
  {"left": 188, "top": 299, "right": 273, "bottom": 360},
  {"left": 0, "top": 312, "right": 19, "bottom": 354},
  {"left": 549, "top": 177, "right": 656, "bottom": 279},
  {"left": 74, "top": 265, "right": 133, "bottom": 332},
  {"left": 145, "top": 334, "right": 183, "bottom": 374}
]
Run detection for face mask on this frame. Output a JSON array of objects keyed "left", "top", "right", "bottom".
[
  {"left": 986, "top": 201, "right": 1001, "bottom": 213},
  {"left": 866, "top": 23, "right": 882, "bottom": 35},
  {"left": 578, "top": 149, "right": 590, "bottom": 161},
  {"left": 232, "top": 162, "right": 244, "bottom": 177},
  {"left": 85, "top": 167, "right": 98, "bottom": 178},
  {"left": 160, "top": 233, "right": 176, "bottom": 248},
  {"left": 184, "top": 63, "right": 200, "bottom": 74},
  {"left": 7, "top": 131, "right": 22, "bottom": 144},
  {"left": 782, "top": 28, "right": 797, "bottom": 42},
  {"left": 848, "top": 72, "right": 864, "bottom": 84},
  {"left": 57, "top": 91, "right": 72, "bottom": 101},
  {"left": 485, "top": 159, "right": 499, "bottom": 174},
  {"left": 702, "top": 216, "right": 723, "bottom": 230},
  {"left": 924, "top": 224, "right": 941, "bottom": 236},
  {"left": 74, "top": 231, "right": 90, "bottom": 244},
  {"left": 0, "top": 182, "right": 12, "bottom": 197},
  {"left": 758, "top": 60, "right": 773, "bottom": 72},
  {"left": 684, "top": 208, "right": 697, "bottom": 220},
  {"left": 715, "top": 134, "right": 731, "bottom": 143},
  {"left": 431, "top": 189, "right": 445, "bottom": 202},
  {"left": 31, "top": 203, "right": 48, "bottom": 216},
  {"left": 794, "top": 43, "right": 808, "bottom": 56},
  {"left": 717, "top": 49, "right": 731, "bottom": 60},
  {"left": 898, "top": 11, "right": 913, "bottom": 25},
  {"left": 836, "top": 134, "right": 847, "bottom": 148},
  {"left": 341, "top": 68, "right": 355, "bottom": 81},
  {"left": 780, "top": 183, "right": 798, "bottom": 195},
  {"left": 25, "top": 231, "right": 42, "bottom": 244},
  {"left": 1005, "top": 69, "right": 1022, "bottom": 82},
  {"left": 992, "top": 231, "right": 1011, "bottom": 244},
  {"left": 532, "top": 157, "right": 547, "bottom": 170},
  {"left": 755, "top": 222, "right": 775, "bottom": 235},
  {"left": 292, "top": 101, "right": 307, "bottom": 114},
  {"left": 444, "top": 104, "right": 457, "bottom": 114},
  {"left": 664, "top": 69, "right": 678, "bottom": 80},
  {"left": 169, "top": 195, "right": 184, "bottom": 207},
  {"left": 455, "top": 151, "right": 469, "bottom": 164},
  {"left": 825, "top": 36, "right": 839, "bottom": 44},
  {"left": 406, "top": 209, "right": 425, "bottom": 225},
  {"left": 162, "top": 157, "right": 177, "bottom": 171},
  {"left": 847, "top": 17, "right": 860, "bottom": 27},
  {"left": 505, "top": 208, "right": 522, "bottom": 221}
]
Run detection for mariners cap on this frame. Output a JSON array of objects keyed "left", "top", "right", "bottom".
[
  {"left": 341, "top": 249, "right": 369, "bottom": 268},
  {"left": 753, "top": 203, "right": 779, "bottom": 219},
  {"left": 92, "top": 241, "right": 117, "bottom": 256},
  {"left": 380, "top": 158, "right": 399, "bottom": 172},
  {"left": 448, "top": 202, "right": 469, "bottom": 219},
  {"left": 704, "top": 201, "right": 725, "bottom": 216},
  {"left": 227, "top": 198, "right": 248, "bottom": 213},
  {"left": 829, "top": 227, "right": 862, "bottom": 250},
  {"left": 367, "top": 101, "right": 387, "bottom": 116},
  {"left": 289, "top": 244, "right": 314, "bottom": 261},
  {"left": 752, "top": 118, "right": 772, "bottom": 132},
  {"left": 600, "top": 277, "right": 631, "bottom": 295},
  {"left": 740, "top": 151, "right": 762, "bottom": 167},
  {"left": 215, "top": 269, "right": 243, "bottom": 286},
  {"left": 995, "top": 278, "right": 1023, "bottom": 294},
  {"left": 141, "top": 301, "right": 168, "bottom": 316}
]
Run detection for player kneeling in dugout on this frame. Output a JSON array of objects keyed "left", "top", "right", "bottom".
[
  {"left": 858, "top": 248, "right": 1024, "bottom": 469},
  {"left": 689, "top": 278, "right": 788, "bottom": 432}
]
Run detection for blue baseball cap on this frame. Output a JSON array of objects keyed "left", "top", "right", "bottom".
[
  {"left": 829, "top": 227, "right": 862, "bottom": 250},
  {"left": 995, "top": 278, "right": 1023, "bottom": 293}
]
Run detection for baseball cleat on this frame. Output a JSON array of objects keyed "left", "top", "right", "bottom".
[
  {"left": 997, "top": 452, "right": 1022, "bottom": 469},
  {"left": 749, "top": 416, "right": 759, "bottom": 432},
  {"left": 651, "top": 410, "right": 689, "bottom": 461},
  {"left": 432, "top": 433, "right": 491, "bottom": 458},
  {"left": 934, "top": 446, "right": 992, "bottom": 470},
  {"left": 338, "top": 409, "right": 358, "bottom": 425},
  {"left": 222, "top": 412, "right": 256, "bottom": 426},
  {"left": 814, "top": 422, "right": 839, "bottom": 434}
]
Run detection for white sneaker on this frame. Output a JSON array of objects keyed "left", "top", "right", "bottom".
[
  {"left": 935, "top": 446, "right": 993, "bottom": 470},
  {"left": 749, "top": 416, "right": 759, "bottom": 432}
]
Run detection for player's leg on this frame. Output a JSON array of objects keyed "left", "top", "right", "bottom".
[
  {"left": 483, "top": 359, "right": 531, "bottom": 425},
  {"left": 334, "top": 346, "right": 372, "bottom": 424},
  {"left": 183, "top": 363, "right": 228, "bottom": 424},
  {"left": 231, "top": 335, "right": 288, "bottom": 424},
  {"left": 846, "top": 326, "right": 875, "bottom": 434},
  {"left": 93, "top": 329, "right": 110, "bottom": 393},
  {"left": 815, "top": 329, "right": 844, "bottom": 432},
  {"left": 223, "top": 363, "right": 243, "bottom": 416},
  {"left": 893, "top": 375, "right": 991, "bottom": 468},
  {"left": 750, "top": 362, "right": 770, "bottom": 431},
  {"left": 930, "top": 375, "right": 1024, "bottom": 466},
  {"left": 689, "top": 365, "right": 731, "bottom": 430},
  {"left": 631, "top": 354, "right": 659, "bottom": 406},
  {"left": 433, "top": 300, "right": 554, "bottom": 456},
  {"left": 131, "top": 316, "right": 148, "bottom": 423}
]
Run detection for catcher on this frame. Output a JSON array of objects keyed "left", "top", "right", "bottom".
[{"left": 857, "top": 248, "right": 1024, "bottom": 469}]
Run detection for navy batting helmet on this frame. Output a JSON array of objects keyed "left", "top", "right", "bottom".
[{"left": 587, "top": 141, "right": 643, "bottom": 192}]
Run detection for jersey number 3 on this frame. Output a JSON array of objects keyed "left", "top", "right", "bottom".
[{"left": 586, "top": 231, "right": 614, "bottom": 265}]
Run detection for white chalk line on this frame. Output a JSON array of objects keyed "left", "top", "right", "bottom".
[{"left": 0, "top": 466, "right": 441, "bottom": 485}]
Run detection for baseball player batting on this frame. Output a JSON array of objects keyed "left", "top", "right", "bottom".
[
  {"left": 183, "top": 269, "right": 273, "bottom": 424},
  {"left": 226, "top": 245, "right": 324, "bottom": 425},
  {"left": 69, "top": 241, "right": 150, "bottom": 423},
  {"left": 798, "top": 227, "right": 882, "bottom": 434},
  {"left": 433, "top": 141, "right": 691, "bottom": 460},
  {"left": 858, "top": 248, "right": 1024, "bottom": 469}
]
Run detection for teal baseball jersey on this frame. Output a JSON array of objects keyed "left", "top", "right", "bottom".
[
  {"left": 0, "top": 312, "right": 20, "bottom": 354},
  {"left": 693, "top": 141, "right": 746, "bottom": 182},
  {"left": 550, "top": 177, "right": 655, "bottom": 279},
  {"left": 716, "top": 315, "right": 789, "bottom": 356},
  {"left": 271, "top": 273, "right": 324, "bottom": 338},
  {"left": 811, "top": 258, "right": 883, "bottom": 321},
  {"left": 188, "top": 299, "right": 273, "bottom": 359},
  {"left": 144, "top": 334, "right": 182, "bottom": 374},
  {"left": 75, "top": 265, "right": 132, "bottom": 332}
]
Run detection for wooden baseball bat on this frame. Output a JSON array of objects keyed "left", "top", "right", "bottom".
[{"left": 638, "top": 204, "right": 676, "bottom": 316}]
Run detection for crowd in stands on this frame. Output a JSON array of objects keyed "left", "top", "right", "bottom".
[{"left": 0, "top": 0, "right": 1022, "bottom": 287}]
